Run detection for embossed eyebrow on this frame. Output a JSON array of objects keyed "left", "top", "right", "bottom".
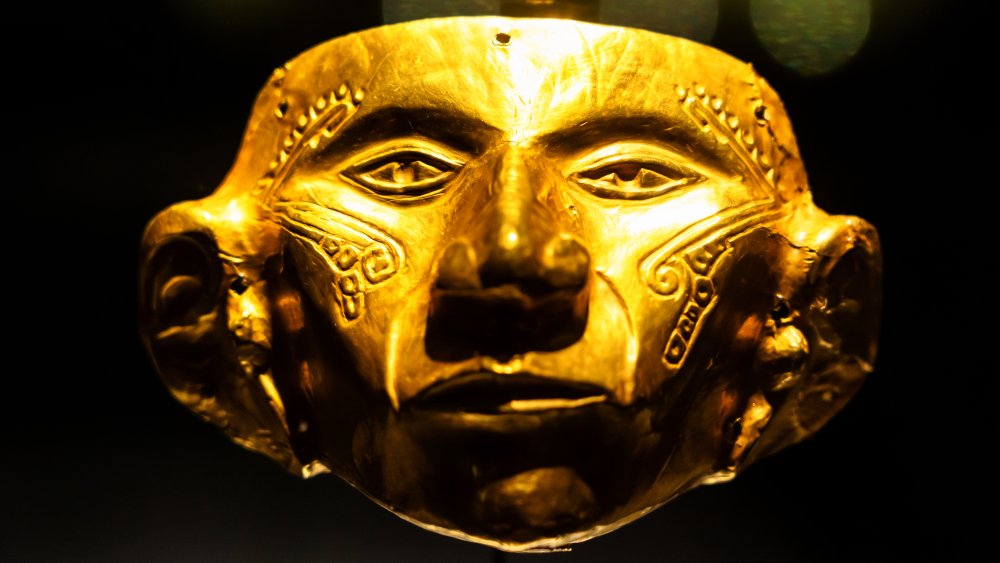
[
  {"left": 322, "top": 107, "right": 501, "bottom": 157},
  {"left": 539, "top": 116, "right": 730, "bottom": 171}
]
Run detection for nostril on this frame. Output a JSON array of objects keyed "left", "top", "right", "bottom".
[
  {"left": 541, "top": 235, "right": 590, "bottom": 290},
  {"left": 436, "top": 241, "right": 481, "bottom": 290},
  {"left": 427, "top": 235, "right": 591, "bottom": 360}
]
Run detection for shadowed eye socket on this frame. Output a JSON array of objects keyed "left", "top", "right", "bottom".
[
  {"left": 340, "top": 141, "right": 464, "bottom": 200},
  {"left": 568, "top": 143, "right": 705, "bottom": 200}
]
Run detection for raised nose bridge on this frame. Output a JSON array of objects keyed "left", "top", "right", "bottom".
[
  {"left": 470, "top": 148, "right": 589, "bottom": 292},
  {"left": 484, "top": 147, "right": 537, "bottom": 280}
]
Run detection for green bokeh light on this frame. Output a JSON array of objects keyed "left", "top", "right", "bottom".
[{"left": 752, "top": 0, "right": 871, "bottom": 76}]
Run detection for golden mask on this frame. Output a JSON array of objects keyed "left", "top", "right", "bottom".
[{"left": 139, "top": 17, "right": 880, "bottom": 552}]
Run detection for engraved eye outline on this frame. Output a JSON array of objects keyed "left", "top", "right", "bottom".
[
  {"left": 566, "top": 142, "right": 706, "bottom": 200},
  {"left": 339, "top": 139, "right": 466, "bottom": 201}
]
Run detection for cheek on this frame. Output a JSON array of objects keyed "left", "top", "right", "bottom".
[
  {"left": 564, "top": 186, "right": 757, "bottom": 397},
  {"left": 276, "top": 194, "right": 452, "bottom": 389},
  {"left": 564, "top": 177, "right": 783, "bottom": 392}
]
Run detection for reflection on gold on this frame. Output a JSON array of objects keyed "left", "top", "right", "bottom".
[{"left": 139, "top": 17, "right": 881, "bottom": 551}]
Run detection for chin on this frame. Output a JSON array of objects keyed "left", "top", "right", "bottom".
[{"left": 368, "top": 401, "right": 662, "bottom": 549}]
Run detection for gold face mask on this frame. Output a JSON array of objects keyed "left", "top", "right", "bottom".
[{"left": 140, "top": 17, "right": 880, "bottom": 552}]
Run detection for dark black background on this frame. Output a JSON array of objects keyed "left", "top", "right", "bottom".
[{"left": 10, "top": 1, "right": 987, "bottom": 561}]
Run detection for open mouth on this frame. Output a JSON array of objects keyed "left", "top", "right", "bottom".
[{"left": 411, "top": 371, "right": 608, "bottom": 414}]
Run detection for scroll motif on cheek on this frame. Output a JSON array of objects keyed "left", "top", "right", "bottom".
[
  {"left": 649, "top": 235, "right": 730, "bottom": 371},
  {"left": 663, "top": 239, "right": 728, "bottom": 370},
  {"left": 646, "top": 211, "right": 795, "bottom": 373},
  {"left": 274, "top": 201, "right": 403, "bottom": 321}
]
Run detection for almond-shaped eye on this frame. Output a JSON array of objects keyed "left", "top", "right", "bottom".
[
  {"left": 341, "top": 148, "right": 462, "bottom": 199},
  {"left": 571, "top": 158, "right": 704, "bottom": 200}
]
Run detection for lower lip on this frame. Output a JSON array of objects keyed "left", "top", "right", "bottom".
[
  {"left": 496, "top": 395, "right": 606, "bottom": 413},
  {"left": 407, "top": 371, "right": 610, "bottom": 415},
  {"left": 403, "top": 401, "right": 621, "bottom": 436}
]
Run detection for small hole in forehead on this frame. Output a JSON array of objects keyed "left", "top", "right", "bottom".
[{"left": 494, "top": 32, "right": 512, "bottom": 46}]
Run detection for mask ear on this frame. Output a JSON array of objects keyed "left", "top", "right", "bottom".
[
  {"left": 740, "top": 212, "right": 881, "bottom": 465},
  {"left": 140, "top": 201, "right": 300, "bottom": 474},
  {"left": 141, "top": 228, "right": 226, "bottom": 390},
  {"left": 795, "top": 215, "right": 881, "bottom": 429}
]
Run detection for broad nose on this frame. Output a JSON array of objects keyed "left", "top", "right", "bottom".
[{"left": 428, "top": 149, "right": 591, "bottom": 360}]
